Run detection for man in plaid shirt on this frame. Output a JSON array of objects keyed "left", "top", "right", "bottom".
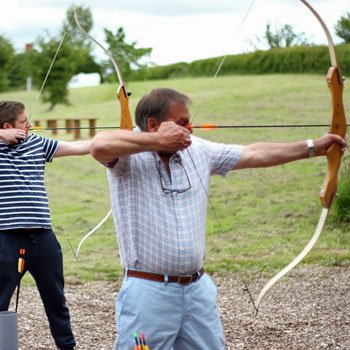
[{"left": 91, "top": 88, "right": 345, "bottom": 350}]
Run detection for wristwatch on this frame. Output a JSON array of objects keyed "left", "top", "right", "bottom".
[{"left": 306, "top": 139, "right": 315, "bottom": 158}]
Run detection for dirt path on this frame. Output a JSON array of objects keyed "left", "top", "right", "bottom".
[{"left": 11, "top": 266, "right": 350, "bottom": 349}]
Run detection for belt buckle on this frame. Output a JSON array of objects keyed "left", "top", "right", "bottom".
[{"left": 177, "top": 274, "right": 193, "bottom": 285}]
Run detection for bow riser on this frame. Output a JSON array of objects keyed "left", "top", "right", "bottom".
[
  {"left": 320, "top": 67, "right": 346, "bottom": 209},
  {"left": 327, "top": 67, "right": 346, "bottom": 136},
  {"left": 117, "top": 85, "right": 133, "bottom": 131},
  {"left": 320, "top": 147, "right": 341, "bottom": 208}
]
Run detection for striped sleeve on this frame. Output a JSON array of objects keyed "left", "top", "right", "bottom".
[{"left": 41, "top": 136, "right": 59, "bottom": 162}]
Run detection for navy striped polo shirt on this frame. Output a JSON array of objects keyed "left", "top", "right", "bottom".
[{"left": 0, "top": 134, "right": 58, "bottom": 230}]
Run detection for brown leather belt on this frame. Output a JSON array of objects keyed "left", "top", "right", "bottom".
[{"left": 126, "top": 267, "right": 204, "bottom": 285}]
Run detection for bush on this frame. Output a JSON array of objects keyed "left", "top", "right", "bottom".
[
  {"left": 135, "top": 44, "right": 350, "bottom": 81},
  {"left": 0, "top": 36, "right": 14, "bottom": 91},
  {"left": 331, "top": 154, "right": 350, "bottom": 225}
]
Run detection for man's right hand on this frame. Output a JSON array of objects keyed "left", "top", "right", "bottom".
[
  {"left": 157, "top": 121, "right": 192, "bottom": 152},
  {"left": 0, "top": 129, "right": 27, "bottom": 144}
]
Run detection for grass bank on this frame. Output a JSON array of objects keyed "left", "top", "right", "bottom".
[{"left": 1, "top": 73, "right": 349, "bottom": 283}]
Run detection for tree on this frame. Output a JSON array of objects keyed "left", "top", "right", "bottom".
[
  {"left": 251, "top": 23, "right": 310, "bottom": 50},
  {"left": 0, "top": 35, "right": 14, "bottom": 91},
  {"left": 7, "top": 44, "right": 40, "bottom": 90},
  {"left": 33, "top": 34, "right": 77, "bottom": 110},
  {"left": 335, "top": 12, "right": 350, "bottom": 43},
  {"left": 102, "top": 27, "right": 152, "bottom": 82},
  {"left": 7, "top": 53, "right": 31, "bottom": 89},
  {"left": 32, "top": 5, "right": 99, "bottom": 110},
  {"left": 63, "top": 5, "right": 93, "bottom": 47},
  {"left": 63, "top": 5, "right": 101, "bottom": 75}
]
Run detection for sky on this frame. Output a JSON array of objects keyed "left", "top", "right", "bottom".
[{"left": 0, "top": 0, "right": 349, "bottom": 66}]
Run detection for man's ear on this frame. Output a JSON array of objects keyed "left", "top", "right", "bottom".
[
  {"left": 147, "top": 117, "right": 160, "bottom": 132},
  {"left": 2, "top": 122, "right": 13, "bottom": 129}
]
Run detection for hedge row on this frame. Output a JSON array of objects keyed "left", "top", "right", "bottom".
[{"left": 135, "top": 44, "right": 350, "bottom": 80}]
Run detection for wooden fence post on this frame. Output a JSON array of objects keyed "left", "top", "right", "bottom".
[
  {"left": 65, "top": 119, "right": 74, "bottom": 134},
  {"left": 88, "top": 119, "right": 97, "bottom": 137},
  {"left": 47, "top": 120, "right": 58, "bottom": 135},
  {"left": 73, "top": 120, "right": 81, "bottom": 140}
]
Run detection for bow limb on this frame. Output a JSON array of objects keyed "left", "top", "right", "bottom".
[
  {"left": 254, "top": 0, "right": 347, "bottom": 312},
  {"left": 75, "top": 209, "right": 112, "bottom": 259},
  {"left": 74, "top": 10, "right": 133, "bottom": 260},
  {"left": 73, "top": 10, "right": 133, "bottom": 131}
]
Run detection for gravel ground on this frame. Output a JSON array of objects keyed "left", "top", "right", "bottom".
[{"left": 9, "top": 266, "right": 350, "bottom": 350}]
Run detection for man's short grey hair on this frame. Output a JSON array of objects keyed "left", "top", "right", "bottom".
[{"left": 135, "top": 88, "right": 191, "bottom": 131}]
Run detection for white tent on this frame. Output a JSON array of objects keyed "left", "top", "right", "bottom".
[{"left": 68, "top": 73, "right": 101, "bottom": 89}]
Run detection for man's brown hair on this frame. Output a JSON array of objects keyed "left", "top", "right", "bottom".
[{"left": 0, "top": 101, "right": 25, "bottom": 128}]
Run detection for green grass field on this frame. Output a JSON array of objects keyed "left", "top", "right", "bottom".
[{"left": 1, "top": 73, "right": 349, "bottom": 283}]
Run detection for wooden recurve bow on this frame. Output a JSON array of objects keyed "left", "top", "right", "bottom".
[{"left": 254, "top": 0, "right": 347, "bottom": 312}]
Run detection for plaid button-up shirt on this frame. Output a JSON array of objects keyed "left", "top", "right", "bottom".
[{"left": 107, "top": 136, "right": 242, "bottom": 275}]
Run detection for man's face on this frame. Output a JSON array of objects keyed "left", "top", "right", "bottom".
[
  {"left": 153, "top": 101, "right": 192, "bottom": 157},
  {"left": 11, "top": 112, "right": 31, "bottom": 141},
  {"left": 164, "top": 101, "right": 191, "bottom": 129},
  {"left": 2, "top": 111, "right": 32, "bottom": 140},
  {"left": 13, "top": 111, "right": 31, "bottom": 131}
]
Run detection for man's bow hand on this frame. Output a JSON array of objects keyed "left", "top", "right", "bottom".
[{"left": 314, "top": 134, "right": 346, "bottom": 157}]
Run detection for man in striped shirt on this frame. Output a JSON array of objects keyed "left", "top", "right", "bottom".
[
  {"left": 91, "top": 88, "right": 346, "bottom": 350},
  {"left": 0, "top": 101, "right": 91, "bottom": 350}
]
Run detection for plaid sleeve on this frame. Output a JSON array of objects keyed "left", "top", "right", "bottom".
[{"left": 193, "top": 136, "right": 243, "bottom": 176}]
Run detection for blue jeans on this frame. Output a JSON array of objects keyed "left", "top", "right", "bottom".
[
  {"left": 0, "top": 229, "right": 75, "bottom": 350},
  {"left": 115, "top": 273, "right": 224, "bottom": 350}
]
